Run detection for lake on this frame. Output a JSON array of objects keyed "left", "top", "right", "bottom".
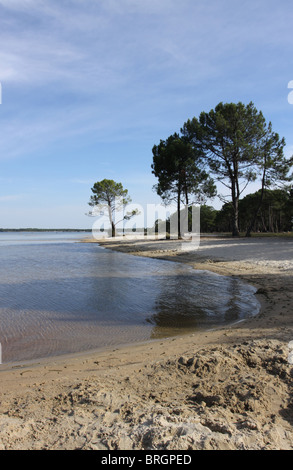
[{"left": 0, "top": 232, "right": 260, "bottom": 364}]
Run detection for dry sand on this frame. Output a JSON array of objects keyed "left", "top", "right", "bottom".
[{"left": 0, "top": 236, "right": 293, "bottom": 450}]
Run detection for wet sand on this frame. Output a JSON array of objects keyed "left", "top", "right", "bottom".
[{"left": 0, "top": 236, "right": 292, "bottom": 450}]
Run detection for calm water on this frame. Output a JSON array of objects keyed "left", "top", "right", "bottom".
[{"left": 0, "top": 232, "right": 260, "bottom": 364}]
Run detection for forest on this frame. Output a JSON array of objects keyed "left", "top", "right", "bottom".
[
  {"left": 89, "top": 102, "right": 293, "bottom": 238},
  {"left": 200, "top": 188, "right": 293, "bottom": 234},
  {"left": 151, "top": 101, "right": 293, "bottom": 237}
]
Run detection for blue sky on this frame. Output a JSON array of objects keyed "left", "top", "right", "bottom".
[{"left": 0, "top": 0, "right": 293, "bottom": 228}]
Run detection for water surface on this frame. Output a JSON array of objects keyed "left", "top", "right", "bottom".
[{"left": 0, "top": 232, "right": 260, "bottom": 364}]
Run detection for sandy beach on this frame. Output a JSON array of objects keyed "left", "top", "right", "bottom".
[{"left": 0, "top": 235, "right": 293, "bottom": 450}]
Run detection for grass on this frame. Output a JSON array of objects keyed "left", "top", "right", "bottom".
[{"left": 244, "top": 231, "right": 293, "bottom": 238}]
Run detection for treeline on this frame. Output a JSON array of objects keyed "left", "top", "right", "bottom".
[
  {"left": 88, "top": 101, "right": 293, "bottom": 239},
  {"left": 152, "top": 101, "right": 293, "bottom": 237},
  {"left": 200, "top": 188, "right": 293, "bottom": 234}
]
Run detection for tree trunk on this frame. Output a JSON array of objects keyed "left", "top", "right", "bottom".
[
  {"left": 232, "top": 201, "right": 240, "bottom": 236},
  {"left": 107, "top": 203, "right": 115, "bottom": 238},
  {"left": 231, "top": 179, "right": 240, "bottom": 237},
  {"left": 177, "top": 183, "right": 182, "bottom": 239}
]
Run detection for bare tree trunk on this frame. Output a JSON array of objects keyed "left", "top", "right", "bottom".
[
  {"left": 232, "top": 200, "right": 240, "bottom": 236},
  {"left": 177, "top": 184, "right": 182, "bottom": 239},
  {"left": 231, "top": 177, "right": 240, "bottom": 237},
  {"left": 107, "top": 203, "right": 115, "bottom": 237}
]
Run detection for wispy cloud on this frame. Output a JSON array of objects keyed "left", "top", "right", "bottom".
[
  {"left": 1, "top": 0, "right": 291, "bottom": 87},
  {"left": 0, "top": 1, "right": 290, "bottom": 103},
  {"left": 0, "top": 0, "right": 292, "bottom": 226},
  {"left": 0, "top": 194, "right": 25, "bottom": 202}
]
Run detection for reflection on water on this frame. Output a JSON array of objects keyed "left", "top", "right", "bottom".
[
  {"left": 148, "top": 271, "right": 254, "bottom": 338},
  {"left": 0, "top": 233, "right": 260, "bottom": 363}
]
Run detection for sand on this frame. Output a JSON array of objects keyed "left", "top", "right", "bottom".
[{"left": 0, "top": 235, "right": 292, "bottom": 450}]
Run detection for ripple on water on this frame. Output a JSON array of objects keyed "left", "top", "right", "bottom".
[{"left": 0, "top": 234, "right": 260, "bottom": 363}]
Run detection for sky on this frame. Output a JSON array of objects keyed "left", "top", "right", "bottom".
[{"left": 0, "top": 0, "right": 293, "bottom": 229}]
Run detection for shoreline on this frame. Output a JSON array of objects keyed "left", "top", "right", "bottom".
[
  {"left": 0, "top": 238, "right": 261, "bottom": 370},
  {"left": 0, "top": 236, "right": 293, "bottom": 450}
]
